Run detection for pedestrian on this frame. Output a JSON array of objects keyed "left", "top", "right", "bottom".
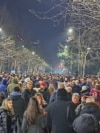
[
  {"left": 73, "top": 113, "right": 100, "bottom": 133},
  {"left": 0, "top": 97, "right": 15, "bottom": 133},
  {"left": 22, "top": 80, "right": 36, "bottom": 106},
  {"left": 21, "top": 97, "right": 46, "bottom": 133},
  {"left": 47, "top": 88, "right": 75, "bottom": 133}
]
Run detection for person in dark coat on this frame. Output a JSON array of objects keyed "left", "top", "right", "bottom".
[
  {"left": 80, "top": 96, "right": 100, "bottom": 121},
  {"left": 0, "top": 92, "right": 6, "bottom": 106},
  {"left": 39, "top": 81, "right": 50, "bottom": 104},
  {"left": 0, "top": 97, "right": 14, "bottom": 133},
  {"left": 10, "top": 86, "right": 26, "bottom": 119},
  {"left": 73, "top": 113, "right": 100, "bottom": 133},
  {"left": 65, "top": 86, "right": 72, "bottom": 101},
  {"left": 72, "top": 80, "right": 81, "bottom": 94},
  {"left": 22, "top": 80, "right": 36, "bottom": 106},
  {"left": 47, "top": 88, "right": 75, "bottom": 133},
  {"left": 66, "top": 93, "right": 80, "bottom": 132},
  {"left": 49, "top": 83, "right": 65, "bottom": 104}
]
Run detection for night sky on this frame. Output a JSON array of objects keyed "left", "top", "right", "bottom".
[{"left": 0, "top": 0, "right": 68, "bottom": 67}]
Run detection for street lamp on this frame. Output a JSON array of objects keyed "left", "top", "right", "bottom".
[{"left": 68, "top": 28, "right": 73, "bottom": 34}]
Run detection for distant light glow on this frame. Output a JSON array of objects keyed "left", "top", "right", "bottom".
[
  {"left": 68, "top": 28, "right": 73, "bottom": 34},
  {"left": 0, "top": 28, "right": 2, "bottom": 32},
  {"left": 87, "top": 47, "right": 91, "bottom": 50},
  {"left": 32, "top": 51, "right": 35, "bottom": 55},
  {"left": 65, "top": 45, "right": 68, "bottom": 49}
]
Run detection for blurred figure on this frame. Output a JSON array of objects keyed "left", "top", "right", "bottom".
[
  {"left": 22, "top": 80, "right": 36, "bottom": 106},
  {"left": 21, "top": 97, "right": 46, "bottom": 133},
  {"left": 39, "top": 81, "right": 50, "bottom": 103},
  {"left": 35, "top": 93, "right": 47, "bottom": 110},
  {"left": 66, "top": 93, "right": 80, "bottom": 132},
  {"left": 48, "top": 83, "right": 55, "bottom": 96},
  {"left": 7, "top": 78, "right": 19, "bottom": 95},
  {"left": 73, "top": 113, "right": 100, "bottom": 133},
  {"left": 47, "top": 88, "right": 74, "bottom": 133},
  {"left": 33, "top": 82, "right": 41, "bottom": 93},
  {"left": 49, "top": 83, "right": 65, "bottom": 104},
  {"left": 0, "top": 78, "right": 7, "bottom": 96},
  {"left": 0, "top": 92, "right": 6, "bottom": 106},
  {"left": 90, "top": 84, "right": 100, "bottom": 105},
  {"left": 65, "top": 86, "right": 72, "bottom": 101},
  {"left": 10, "top": 86, "right": 26, "bottom": 119},
  {"left": 80, "top": 96, "right": 100, "bottom": 121},
  {"left": 0, "top": 98, "right": 14, "bottom": 133}
]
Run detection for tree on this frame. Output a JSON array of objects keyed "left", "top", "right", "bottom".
[{"left": 30, "top": 0, "right": 100, "bottom": 75}]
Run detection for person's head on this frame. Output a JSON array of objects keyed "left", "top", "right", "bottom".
[
  {"left": 65, "top": 86, "right": 72, "bottom": 93},
  {"left": 35, "top": 93, "right": 46, "bottom": 105},
  {"left": 40, "top": 81, "right": 47, "bottom": 89},
  {"left": 72, "top": 93, "right": 80, "bottom": 104},
  {"left": 86, "top": 96, "right": 95, "bottom": 103},
  {"left": 58, "top": 83, "right": 65, "bottom": 89},
  {"left": 80, "top": 78, "right": 86, "bottom": 84},
  {"left": 25, "top": 97, "right": 40, "bottom": 124},
  {"left": 75, "top": 80, "right": 79, "bottom": 85},
  {"left": 26, "top": 80, "right": 33, "bottom": 90},
  {"left": 1, "top": 97, "right": 13, "bottom": 114},
  {"left": 48, "top": 83, "right": 55, "bottom": 95},
  {"left": 73, "top": 114, "right": 99, "bottom": 133},
  {"left": 14, "top": 86, "right": 20, "bottom": 92}
]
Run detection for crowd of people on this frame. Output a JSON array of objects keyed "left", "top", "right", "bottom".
[{"left": 0, "top": 72, "right": 100, "bottom": 133}]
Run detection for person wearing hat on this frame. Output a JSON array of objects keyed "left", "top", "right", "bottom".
[
  {"left": 80, "top": 85, "right": 90, "bottom": 96},
  {"left": 39, "top": 81, "right": 50, "bottom": 103},
  {"left": 73, "top": 113, "right": 100, "bottom": 133}
]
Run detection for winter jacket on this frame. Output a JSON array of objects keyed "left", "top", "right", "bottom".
[
  {"left": 80, "top": 102, "right": 100, "bottom": 121},
  {"left": 47, "top": 96, "right": 75, "bottom": 133},
  {"left": 22, "top": 89, "right": 36, "bottom": 106},
  {"left": 10, "top": 92, "right": 26, "bottom": 118},
  {"left": 0, "top": 108, "right": 12, "bottom": 133}
]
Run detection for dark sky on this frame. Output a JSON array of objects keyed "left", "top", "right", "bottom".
[{"left": 0, "top": 0, "right": 68, "bottom": 67}]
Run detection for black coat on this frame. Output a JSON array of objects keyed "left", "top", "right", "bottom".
[
  {"left": 22, "top": 89, "right": 36, "bottom": 106},
  {"left": 80, "top": 102, "right": 100, "bottom": 121},
  {"left": 39, "top": 88, "right": 50, "bottom": 104},
  {"left": 10, "top": 92, "right": 26, "bottom": 119},
  {"left": 0, "top": 108, "right": 12, "bottom": 133},
  {"left": 47, "top": 96, "right": 75, "bottom": 133}
]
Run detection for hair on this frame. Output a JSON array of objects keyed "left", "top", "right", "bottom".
[
  {"left": 35, "top": 93, "right": 46, "bottom": 105},
  {"left": 95, "top": 84, "right": 100, "bottom": 90},
  {"left": 86, "top": 96, "right": 95, "bottom": 103},
  {"left": 14, "top": 86, "right": 20, "bottom": 92},
  {"left": 0, "top": 92, "right": 6, "bottom": 101},
  {"left": 48, "top": 83, "right": 55, "bottom": 95},
  {"left": 25, "top": 97, "right": 41, "bottom": 124},
  {"left": 1, "top": 97, "right": 14, "bottom": 114},
  {"left": 72, "top": 93, "right": 80, "bottom": 97}
]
